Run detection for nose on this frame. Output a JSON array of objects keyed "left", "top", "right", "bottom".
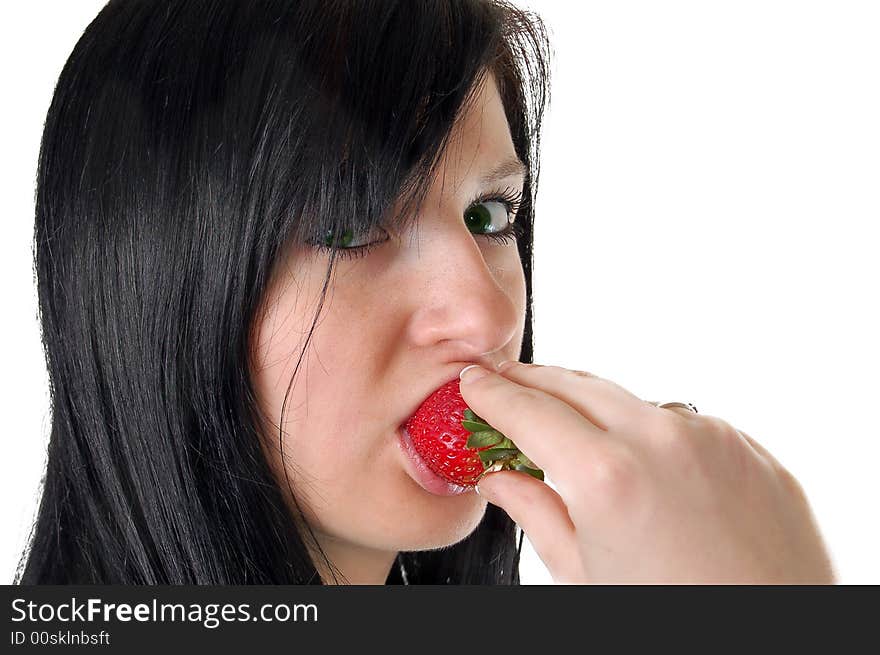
[{"left": 402, "top": 220, "right": 522, "bottom": 364}]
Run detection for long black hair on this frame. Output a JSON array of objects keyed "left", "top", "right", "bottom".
[{"left": 17, "top": 0, "right": 551, "bottom": 584}]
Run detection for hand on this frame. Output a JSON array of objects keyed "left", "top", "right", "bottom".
[{"left": 459, "top": 362, "right": 837, "bottom": 584}]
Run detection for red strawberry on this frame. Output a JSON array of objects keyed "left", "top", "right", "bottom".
[{"left": 404, "top": 378, "right": 544, "bottom": 486}]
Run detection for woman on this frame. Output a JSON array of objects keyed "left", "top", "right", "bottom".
[{"left": 18, "top": 0, "right": 834, "bottom": 585}]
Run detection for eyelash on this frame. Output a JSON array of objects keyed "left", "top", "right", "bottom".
[{"left": 317, "top": 186, "right": 526, "bottom": 261}]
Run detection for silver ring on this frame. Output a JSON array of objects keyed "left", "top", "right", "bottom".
[{"left": 649, "top": 400, "right": 699, "bottom": 414}]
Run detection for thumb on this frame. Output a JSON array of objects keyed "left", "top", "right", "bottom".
[{"left": 477, "top": 470, "right": 582, "bottom": 583}]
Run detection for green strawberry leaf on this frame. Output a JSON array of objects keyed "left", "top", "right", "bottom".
[
  {"left": 461, "top": 419, "right": 494, "bottom": 433},
  {"left": 466, "top": 430, "right": 505, "bottom": 449},
  {"left": 516, "top": 451, "right": 538, "bottom": 469},
  {"left": 514, "top": 463, "right": 545, "bottom": 481},
  {"left": 463, "top": 408, "right": 489, "bottom": 425},
  {"left": 478, "top": 447, "right": 520, "bottom": 465}
]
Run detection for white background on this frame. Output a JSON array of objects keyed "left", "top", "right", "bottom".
[{"left": 2, "top": 1, "right": 878, "bottom": 584}]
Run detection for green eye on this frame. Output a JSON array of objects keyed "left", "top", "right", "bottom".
[
  {"left": 322, "top": 227, "right": 355, "bottom": 248},
  {"left": 464, "top": 185, "right": 523, "bottom": 242},
  {"left": 464, "top": 201, "right": 509, "bottom": 235},
  {"left": 314, "top": 226, "right": 389, "bottom": 261}
]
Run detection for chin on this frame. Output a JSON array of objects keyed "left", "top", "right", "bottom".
[{"left": 390, "top": 493, "right": 489, "bottom": 551}]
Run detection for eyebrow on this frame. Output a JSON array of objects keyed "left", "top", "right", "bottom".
[{"left": 478, "top": 156, "right": 527, "bottom": 186}]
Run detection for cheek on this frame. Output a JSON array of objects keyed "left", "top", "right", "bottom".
[
  {"left": 492, "top": 245, "right": 526, "bottom": 287},
  {"left": 513, "top": 254, "right": 527, "bottom": 309},
  {"left": 490, "top": 247, "right": 527, "bottom": 325},
  {"left": 253, "top": 323, "right": 377, "bottom": 492}
]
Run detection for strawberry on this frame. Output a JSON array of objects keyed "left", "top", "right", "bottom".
[{"left": 404, "top": 378, "right": 544, "bottom": 486}]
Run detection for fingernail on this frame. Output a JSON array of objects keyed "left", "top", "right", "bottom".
[
  {"left": 496, "top": 360, "right": 518, "bottom": 371},
  {"left": 474, "top": 484, "right": 481, "bottom": 496},
  {"left": 460, "top": 364, "right": 489, "bottom": 383}
]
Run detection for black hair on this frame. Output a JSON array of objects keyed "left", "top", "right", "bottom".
[{"left": 17, "top": 0, "right": 551, "bottom": 584}]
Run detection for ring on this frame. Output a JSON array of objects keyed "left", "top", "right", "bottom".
[{"left": 648, "top": 400, "right": 699, "bottom": 414}]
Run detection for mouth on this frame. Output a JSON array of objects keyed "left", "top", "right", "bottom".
[{"left": 396, "top": 424, "right": 471, "bottom": 497}]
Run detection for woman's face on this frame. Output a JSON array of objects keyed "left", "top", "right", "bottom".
[{"left": 251, "top": 72, "right": 526, "bottom": 579}]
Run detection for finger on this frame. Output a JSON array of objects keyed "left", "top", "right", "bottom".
[
  {"left": 476, "top": 470, "right": 583, "bottom": 583},
  {"left": 494, "top": 361, "right": 656, "bottom": 433},
  {"left": 459, "top": 365, "right": 608, "bottom": 487}
]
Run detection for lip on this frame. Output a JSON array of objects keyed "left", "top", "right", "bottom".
[{"left": 396, "top": 424, "right": 472, "bottom": 496}]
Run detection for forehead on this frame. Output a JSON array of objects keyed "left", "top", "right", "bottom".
[{"left": 436, "top": 72, "right": 518, "bottom": 190}]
